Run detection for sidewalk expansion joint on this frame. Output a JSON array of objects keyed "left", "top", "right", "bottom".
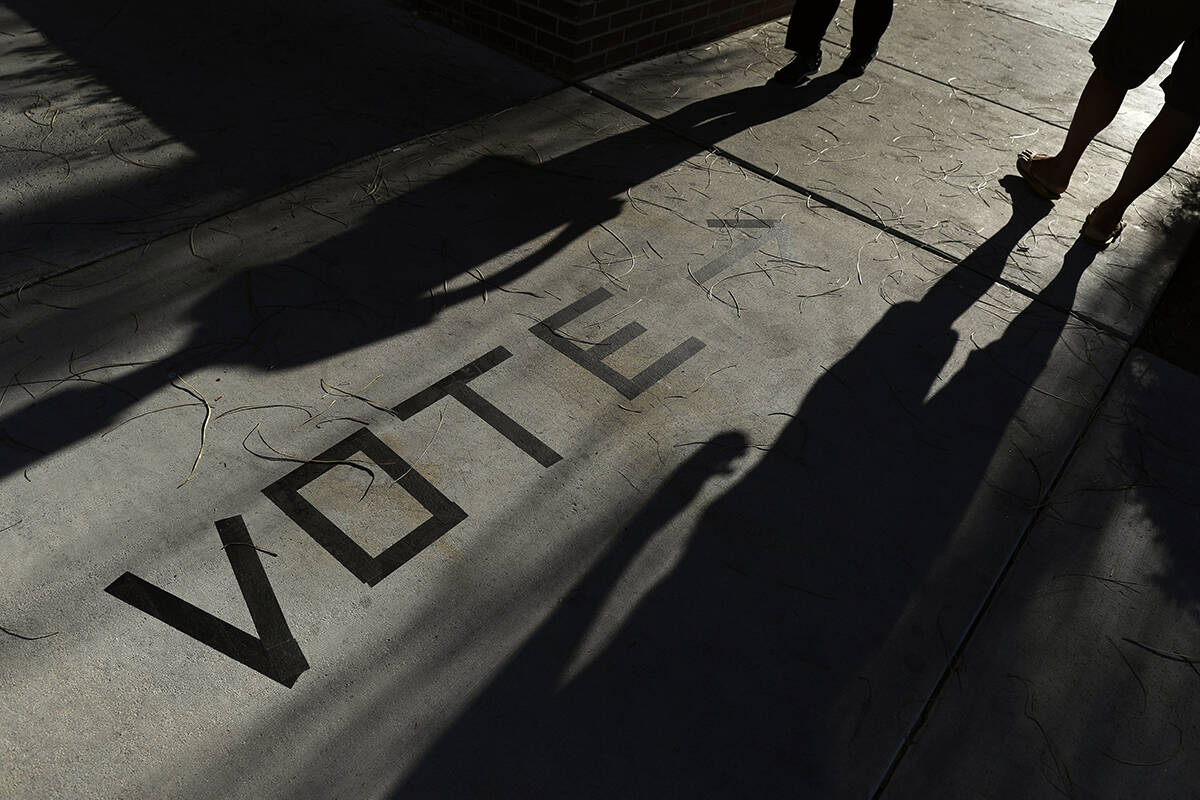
[
  {"left": 954, "top": 0, "right": 1094, "bottom": 42},
  {"left": 575, "top": 80, "right": 1133, "bottom": 344},
  {"left": 0, "top": 81, "right": 567, "bottom": 301},
  {"left": 814, "top": 36, "right": 1196, "bottom": 181}
]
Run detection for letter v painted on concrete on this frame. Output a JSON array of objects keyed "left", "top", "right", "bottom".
[{"left": 105, "top": 516, "right": 309, "bottom": 688}]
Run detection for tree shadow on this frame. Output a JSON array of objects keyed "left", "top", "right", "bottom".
[
  {"left": 0, "top": 76, "right": 850, "bottom": 479},
  {"left": 1136, "top": 177, "right": 1200, "bottom": 374},
  {"left": 389, "top": 177, "right": 1102, "bottom": 797}
]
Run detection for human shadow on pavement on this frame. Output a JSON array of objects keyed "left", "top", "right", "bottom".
[
  {"left": 389, "top": 178, "right": 1100, "bottom": 798},
  {"left": 0, "top": 76, "right": 850, "bottom": 479}
]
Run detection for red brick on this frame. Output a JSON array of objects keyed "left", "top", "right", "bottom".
[
  {"left": 518, "top": 4, "right": 560, "bottom": 32},
  {"left": 570, "top": 53, "right": 610, "bottom": 74},
  {"left": 591, "top": 0, "right": 634, "bottom": 15},
  {"left": 588, "top": 28, "right": 627, "bottom": 53},
  {"left": 536, "top": 28, "right": 576, "bottom": 55},
  {"left": 494, "top": 11, "right": 529, "bottom": 37},
  {"left": 632, "top": 30, "right": 669, "bottom": 52},
  {"left": 570, "top": 16, "right": 612, "bottom": 38},
  {"left": 639, "top": 0, "right": 672, "bottom": 20},
  {"left": 605, "top": 41, "right": 639, "bottom": 63},
  {"left": 411, "top": 0, "right": 795, "bottom": 79},
  {"left": 607, "top": 7, "right": 642, "bottom": 28},
  {"left": 651, "top": 10, "right": 688, "bottom": 31}
]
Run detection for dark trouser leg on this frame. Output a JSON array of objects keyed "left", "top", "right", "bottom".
[
  {"left": 784, "top": 0, "right": 840, "bottom": 55},
  {"left": 849, "top": 0, "right": 895, "bottom": 55}
]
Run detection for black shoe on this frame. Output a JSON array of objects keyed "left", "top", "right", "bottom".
[
  {"left": 839, "top": 50, "right": 876, "bottom": 77},
  {"left": 770, "top": 51, "right": 822, "bottom": 85}
]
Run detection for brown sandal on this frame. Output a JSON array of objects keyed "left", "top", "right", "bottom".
[
  {"left": 1081, "top": 209, "right": 1126, "bottom": 250},
  {"left": 1016, "top": 150, "right": 1063, "bottom": 200}
]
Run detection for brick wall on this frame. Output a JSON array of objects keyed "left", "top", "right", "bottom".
[{"left": 408, "top": 0, "right": 794, "bottom": 78}]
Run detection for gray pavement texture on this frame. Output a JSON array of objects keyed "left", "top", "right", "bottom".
[
  {"left": 0, "top": 0, "right": 559, "bottom": 293},
  {"left": 2, "top": 2, "right": 1198, "bottom": 799}
]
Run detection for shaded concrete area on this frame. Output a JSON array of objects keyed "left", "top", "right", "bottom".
[
  {"left": 391, "top": 178, "right": 1125, "bottom": 799},
  {"left": 0, "top": 0, "right": 558, "bottom": 291},
  {"left": 2, "top": 2, "right": 1199, "bottom": 799},
  {"left": 1139, "top": 189, "right": 1200, "bottom": 374},
  {"left": 882, "top": 350, "right": 1200, "bottom": 800}
]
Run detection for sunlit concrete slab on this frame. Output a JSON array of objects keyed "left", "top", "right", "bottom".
[
  {"left": 815, "top": 0, "right": 1199, "bottom": 170},
  {"left": 0, "top": 0, "right": 559, "bottom": 292},
  {"left": 880, "top": 349, "right": 1200, "bottom": 799},
  {"left": 959, "top": 0, "right": 1113, "bottom": 40},
  {"left": 586, "top": 8, "right": 1198, "bottom": 339},
  {"left": 1, "top": 84, "right": 1128, "bottom": 798}
]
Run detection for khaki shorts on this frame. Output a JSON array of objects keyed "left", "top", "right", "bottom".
[{"left": 1090, "top": 0, "right": 1200, "bottom": 116}]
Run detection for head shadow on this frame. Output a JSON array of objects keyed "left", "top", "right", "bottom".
[{"left": 383, "top": 176, "right": 1105, "bottom": 797}]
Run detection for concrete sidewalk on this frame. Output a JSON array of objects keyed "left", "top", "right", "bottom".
[
  {"left": 3, "top": 2, "right": 1199, "bottom": 798},
  {"left": 0, "top": 0, "right": 560, "bottom": 292}
]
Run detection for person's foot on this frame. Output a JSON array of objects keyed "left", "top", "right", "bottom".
[
  {"left": 1016, "top": 150, "right": 1071, "bottom": 199},
  {"left": 770, "top": 51, "right": 822, "bottom": 85},
  {"left": 839, "top": 49, "right": 876, "bottom": 77},
  {"left": 1081, "top": 201, "right": 1127, "bottom": 249}
]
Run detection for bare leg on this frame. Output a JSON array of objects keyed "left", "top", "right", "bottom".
[
  {"left": 1087, "top": 102, "right": 1200, "bottom": 234},
  {"left": 1021, "top": 68, "right": 1127, "bottom": 195}
]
